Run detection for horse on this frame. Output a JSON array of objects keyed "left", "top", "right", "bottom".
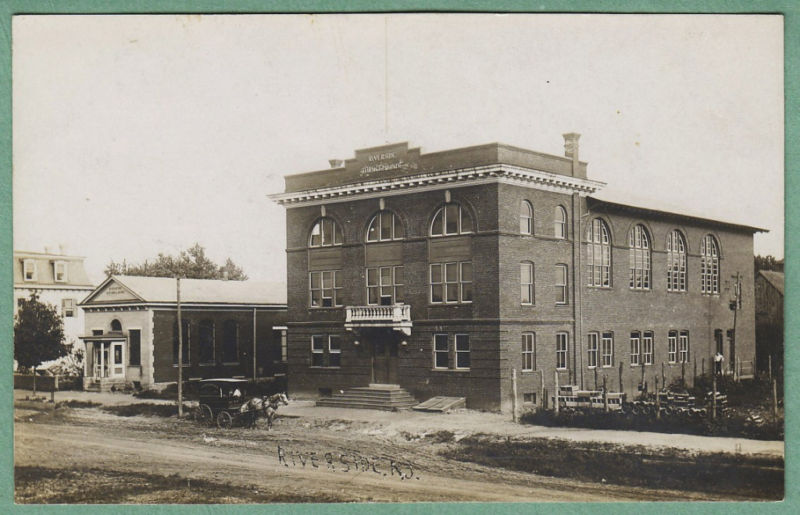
[{"left": 261, "top": 392, "right": 289, "bottom": 431}]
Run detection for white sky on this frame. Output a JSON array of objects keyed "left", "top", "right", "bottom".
[{"left": 13, "top": 14, "right": 784, "bottom": 284}]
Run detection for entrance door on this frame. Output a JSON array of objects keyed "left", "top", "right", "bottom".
[
  {"left": 110, "top": 341, "right": 125, "bottom": 378},
  {"left": 372, "top": 337, "right": 398, "bottom": 384},
  {"left": 93, "top": 344, "right": 109, "bottom": 379}
]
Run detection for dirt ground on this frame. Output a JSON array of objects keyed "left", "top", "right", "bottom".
[{"left": 13, "top": 390, "right": 784, "bottom": 503}]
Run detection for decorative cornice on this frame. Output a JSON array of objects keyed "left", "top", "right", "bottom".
[{"left": 269, "top": 164, "right": 605, "bottom": 208}]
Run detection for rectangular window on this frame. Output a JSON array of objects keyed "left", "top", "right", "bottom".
[
  {"left": 643, "top": 331, "right": 654, "bottom": 365},
  {"left": 668, "top": 331, "right": 677, "bottom": 363},
  {"left": 430, "top": 262, "right": 472, "bottom": 304},
  {"left": 54, "top": 261, "right": 68, "bottom": 282},
  {"left": 587, "top": 332, "right": 598, "bottom": 368},
  {"left": 280, "top": 329, "right": 288, "bottom": 363},
  {"left": 521, "top": 262, "right": 534, "bottom": 304},
  {"left": 556, "top": 332, "right": 569, "bottom": 370},
  {"left": 523, "top": 392, "right": 536, "bottom": 404},
  {"left": 311, "top": 335, "right": 326, "bottom": 367},
  {"left": 367, "top": 266, "right": 404, "bottom": 305},
  {"left": 455, "top": 334, "right": 470, "bottom": 369},
  {"left": 310, "top": 270, "right": 342, "bottom": 307},
  {"left": 555, "top": 264, "right": 568, "bottom": 304},
  {"left": 630, "top": 332, "right": 641, "bottom": 366},
  {"left": 679, "top": 331, "right": 689, "bottom": 363},
  {"left": 23, "top": 259, "right": 36, "bottom": 281},
  {"left": 601, "top": 332, "right": 613, "bottom": 368},
  {"left": 522, "top": 333, "right": 535, "bottom": 371},
  {"left": 129, "top": 329, "right": 141, "bottom": 366},
  {"left": 329, "top": 335, "right": 342, "bottom": 367},
  {"left": 434, "top": 334, "right": 449, "bottom": 369},
  {"left": 61, "top": 298, "right": 76, "bottom": 318}
]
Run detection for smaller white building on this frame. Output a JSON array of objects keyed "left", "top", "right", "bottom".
[{"left": 13, "top": 249, "right": 96, "bottom": 363}]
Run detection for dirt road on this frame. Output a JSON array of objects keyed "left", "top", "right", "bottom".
[{"left": 14, "top": 405, "right": 751, "bottom": 503}]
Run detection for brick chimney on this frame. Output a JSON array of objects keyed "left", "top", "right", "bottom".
[
  {"left": 329, "top": 159, "right": 344, "bottom": 169},
  {"left": 563, "top": 132, "right": 584, "bottom": 179}
]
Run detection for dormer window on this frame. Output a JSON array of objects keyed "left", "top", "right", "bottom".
[
  {"left": 23, "top": 259, "right": 37, "bottom": 281},
  {"left": 54, "top": 261, "right": 68, "bottom": 282}
]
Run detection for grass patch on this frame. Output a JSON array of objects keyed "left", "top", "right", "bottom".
[
  {"left": 15, "top": 466, "right": 346, "bottom": 503},
  {"left": 443, "top": 435, "right": 784, "bottom": 500},
  {"left": 55, "top": 400, "right": 102, "bottom": 409},
  {"left": 102, "top": 403, "right": 178, "bottom": 418}
]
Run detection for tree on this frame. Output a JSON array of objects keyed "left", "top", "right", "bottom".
[
  {"left": 105, "top": 243, "right": 248, "bottom": 280},
  {"left": 14, "top": 292, "right": 69, "bottom": 395},
  {"left": 754, "top": 255, "right": 782, "bottom": 275}
]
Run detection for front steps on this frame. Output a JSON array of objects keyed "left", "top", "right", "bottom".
[
  {"left": 83, "top": 378, "right": 127, "bottom": 392},
  {"left": 316, "top": 384, "right": 417, "bottom": 411}
]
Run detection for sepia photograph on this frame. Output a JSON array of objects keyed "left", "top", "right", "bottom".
[{"left": 11, "top": 12, "right": 785, "bottom": 504}]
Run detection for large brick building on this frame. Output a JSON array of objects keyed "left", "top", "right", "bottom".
[{"left": 271, "top": 136, "right": 762, "bottom": 411}]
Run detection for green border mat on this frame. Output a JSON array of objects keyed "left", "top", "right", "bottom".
[{"left": 1, "top": 1, "right": 796, "bottom": 513}]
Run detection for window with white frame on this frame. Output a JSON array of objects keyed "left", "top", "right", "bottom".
[
  {"left": 520, "top": 201, "right": 533, "bottom": 235},
  {"left": 700, "top": 234, "right": 720, "bottom": 294},
  {"left": 430, "top": 262, "right": 472, "bottom": 303},
  {"left": 554, "top": 206, "right": 567, "bottom": 239},
  {"left": 23, "top": 259, "right": 37, "bottom": 281},
  {"left": 309, "top": 217, "right": 342, "bottom": 247},
  {"left": 431, "top": 203, "right": 474, "bottom": 236},
  {"left": 628, "top": 225, "right": 651, "bottom": 290},
  {"left": 54, "top": 261, "right": 68, "bottom": 282},
  {"left": 520, "top": 262, "right": 534, "bottom": 305},
  {"left": 522, "top": 333, "right": 535, "bottom": 371},
  {"left": 556, "top": 333, "right": 569, "bottom": 370},
  {"left": 309, "top": 270, "right": 342, "bottom": 307},
  {"left": 601, "top": 332, "right": 614, "bottom": 367},
  {"left": 587, "top": 332, "right": 599, "bottom": 368},
  {"left": 367, "top": 266, "right": 404, "bottom": 305},
  {"left": 366, "top": 211, "right": 404, "bottom": 242},
  {"left": 668, "top": 330, "right": 677, "bottom": 363},
  {"left": 679, "top": 331, "right": 689, "bottom": 363},
  {"left": 61, "top": 298, "right": 76, "bottom": 318},
  {"left": 455, "top": 334, "right": 470, "bottom": 369},
  {"left": 630, "top": 331, "right": 641, "bottom": 366},
  {"left": 311, "top": 335, "right": 341, "bottom": 368},
  {"left": 666, "top": 230, "right": 687, "bottom": 292},
  {"left": 433, "top": 334, "right": 449, "bottom": 369},
  {"left": 643, "top": 331, "right": 654, "bottom": 365},
  {"left": 586, "top": 219, "right": 611, "bottom": 287},
  {"left": 555, "top": 264, "right": 568, "bottom": 304}
]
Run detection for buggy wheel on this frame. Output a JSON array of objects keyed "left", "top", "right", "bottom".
[
  {"left": 198, "top": 404, "right": 213, "bottom": 426},
  {"left": 217, "top": 410, "right": 234, "bottom": 429}
]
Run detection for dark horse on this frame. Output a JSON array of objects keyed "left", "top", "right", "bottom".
[{"left": 240, "top": 392, "right": 289, "bottom": 429}]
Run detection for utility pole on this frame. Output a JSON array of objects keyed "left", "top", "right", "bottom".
[
  {"left": 177, "top": 277, "right": 183, "bottom": 418},
  {"left": 730, "top": 272, "right": 741, "bottom": 379},
  {"left": 253, "top": 308, "right": 258, "bottom": 381}
]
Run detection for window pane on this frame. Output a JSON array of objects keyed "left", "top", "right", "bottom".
[
  {"left": 367, "top": 218, "right": 378, "bottom": 241},
  {"left": 368, "top": 287, "right": 378, "bottom": 304},
  {"left": 431, "top": 284, "right": 443, "bottom": 303},
  {"left": 435, "top": 334, "right": 448, "bottom": 351},
  {"left": 432, "top": 210, "right": 443, "bottom": 235},
  {"left": 521, "top": 263, "right": 532, "bottom": 284},
  {"left": 445, "top": 263, "right": 458, "bottom": 282},
  {"left": 367, "top": 268, "right": 378, "bottom": 286},
  {"left": 446, "top": 284, "right": 459, "bottom": 302},
  {"left": 394, "top": 266, "right": 404, "bottom": 285},
  {"left": 329, "top": 335, "right": 341, "bottom": 351},
  {"left": 322, "top": 271, "right": 332, "bottom": 289},
  {"left": 393, "top": 214, "right": 404, "bottom": 239},
  {"left": 380, "top": 212, "right": 392, "bottom": 240},
  {"left": 310, "top": 272, "right": 320, "bottom": 289},
  {"left": 461, "top": 283, "right": 473, "bottom": 302},
  {"left": 444, "top": 204, "right": 459, "bottom": 234},
  {"left": 380, "top": 267, "right": 392, "bottom": 285},
  {"left": 461, "top": 208, "right": 473, "bottom": 233},
  {"left": 461, "top": 262, "right": 472, "bottom": 282},
  {"left": 312, "top": 335, "right": 325, "bottom": 351},
  {"left": 431, "top": 264, "right": 442, "bottom": 283}
]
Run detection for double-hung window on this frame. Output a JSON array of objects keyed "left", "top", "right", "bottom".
[
  {"left": 587, "top": 333, "right": 599, "bottom": 368},
  {"left": 586, "top": 219, "right": 611, "bottom": 287},
  {"left": 310, "top": 270, "right": 342, "bottom": 307},
  {"left": 23, "top": 259, "right": 36, "bottom": 281},
  {"left": 668, "top": 330, "right": 678, "bottom": 363},
  {"left": 455, "top": 335, "right": 470, "bottom": 369},
  {"left": 311, "top": 335, "right": 341, "bottom": 368},
  {"left": 520, "top": 201, "right": 533, "bottom": 235},
  {"left": 61, "top": 298, "right": 76, "bottom": 318},
  {"left": 642, "top": 331, "right": 654, "bottom": 365},
  {"left": 430, "top": 262, "right": 472, "bottom": 304},
  {"left": 601, "top": 332, "right": 614, "bottom": 368},
  {"left": 630, "top": 331, "right": 641, "bottom": 366},
  {"left": 555, "top": 264, "right": 568, "bottom": 304},
  {"left": 679, "top": 331, "right": 689, "bottom": 363},
  {"left": 556, "top": 333, "right": 569, "bottom": 370},
  {"left": 433, "top": 334, "right": 470, "bottom": 370},
  {"left": 522, "top": 333, "right": 535, "bottom": 371},
  {"left": 433, "top": 334, "right": 449, "bottom": 369},
  {"left": 367, "top": 266, "right": 404, "bottom": 305},
  {"left": 54, "top": 261, "right": 68, "bottom": 282},
  {"left": 520, "top": 262, "right": 534, "bottom": 305}
]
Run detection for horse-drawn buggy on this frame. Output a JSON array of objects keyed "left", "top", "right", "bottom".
[{"left": 196, "top": 378, "right": 288, "bottom": 429}]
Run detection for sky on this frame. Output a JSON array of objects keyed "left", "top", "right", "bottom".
[{"left": 13, "top": 14, "right": 784, "bottom": 284}]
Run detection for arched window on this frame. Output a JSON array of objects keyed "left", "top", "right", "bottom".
[
  {"left": 628, "top": 224, "right": 651, "bottom": 290},
  {"left": 110, "top": 319, "right": 122, "bottom": 332},
  {"left": 554, "top": 206, "right": 567, "bottom": 239},
  {"left": 309, "top": 217, "right": 342, "bottom": 247},
  {"left": 520, "top": 201, "right": 533, "bottom": 235},
  {"left": 431, "top": 203, "right": 474, "bottom": 236},
  {"left": 700, "top": 234, "right": 720, "bottom": 294},
  {"left": 666, "top": 230, "right": 687, "bottom": 292},
  {"left": 198, "top": 319, "right": 215, "bottom": 363},
  {"left": 586, "top": 218, "right": 611, "bottom": 287},
  {"left": 366, "top": 211, "right": 404, "bottom": 242},
  {"left": 222, "top": 320, "right": 238, "bottom": 363}
]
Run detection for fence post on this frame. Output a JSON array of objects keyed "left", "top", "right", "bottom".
[
  {"left": 540, "top": 370, "right": 545, "bottom": 409},
  {"left": 50, "top": 379, "right": 55, "bottom": 403},
  {"left": 701, "top": 357, "right": 705, "bottom": 377},
  {"left": 554, "top": 370, "right": 559, "bottom": 414},
  {"left": 511, "top": 368, "right": 518, "bottom": 423},
  {"left": 618, "top": 361, "right": 624, "bottom": 394},
  {"left": 594, "top": 366, "right": 598, "bottom": 390},
  {"left": 603, "top": 375, "right": 609, "bottom": 413},
  {"left": 693, "top": 358, "right": 697, "bottom": 388},
  {"left": 681, "top": 360, "right": 685, "bottom": 387},
  {"left": 661, "top": 361, "right": 665, "bottom": 387},
  {"left": 711, "top": 373, "right": 717, "bottom": 422},
  {"left": 768, "top": 355, "right": 772, "bottom": 382},
  {"left": 772, "top": 378, "right": 778, "bottom": 422},
  {"left": 655, "top": 376, "right": 660, "bottom": 420}
]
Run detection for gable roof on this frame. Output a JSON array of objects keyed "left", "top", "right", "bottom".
[
  {"left": 81, "top": 275, "right": 286, "bottom": 306},
  {"left": 758, "top": 270, "right": 784, "bottom": 296}
]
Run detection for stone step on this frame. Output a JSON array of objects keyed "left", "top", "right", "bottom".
[{"left": 316, "top": 385, "right": 417, "bottom": 411}]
